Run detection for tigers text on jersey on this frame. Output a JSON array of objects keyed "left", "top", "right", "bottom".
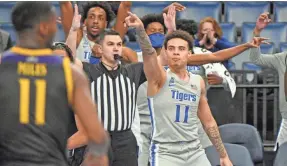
[{"left": 148, "top": 69, "right": 202, "bottom": 143}]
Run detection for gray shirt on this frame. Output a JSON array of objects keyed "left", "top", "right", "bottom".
[{"left": 249, "top": 48, "right": 287, "bottom": 118}]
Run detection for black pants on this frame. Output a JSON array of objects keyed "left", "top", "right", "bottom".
[{"left": 108, "top": 129, "right": 138, "bottom": 166}]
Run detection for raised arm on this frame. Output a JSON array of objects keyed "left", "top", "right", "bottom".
[
  {"left": 65, "top": 4, "right": 81, "bottom": 59},
  {"left": 60, "top": 2, "right": 75, "bottom": 37},
  {"left": 250, "top": 12, "right": 286, "bottom": 69},
  {"left": 113, "top": 2, "right": 132, "bottom": 39},
  {"left": 125, "top": 12, "right": 166, "bottom": 91},
  {"left": 69, "top": 64, "right": 109, "bottom": 164},
  {"left": 187, "top": 37, "right": 268, "bottom": 66},
  {"left": 197, "top": 78, "right": 232, "bottom": 166}
]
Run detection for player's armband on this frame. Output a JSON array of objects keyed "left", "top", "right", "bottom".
[{"left": 87, "top": 136, "right": 110, "bottom": 156}]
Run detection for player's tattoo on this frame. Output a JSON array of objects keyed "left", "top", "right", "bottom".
[
  {"left": 205, "top": 126, "right": 227, "bottom": 158},
  {"left": 135, "top": 26, "right": 156, "bottom": 56}
]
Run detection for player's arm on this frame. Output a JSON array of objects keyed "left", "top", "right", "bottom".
[
  {"left": 197, "top": 78, "right": 231, "bottom": 161},
  {"left": 65, "top": 4, "right": 81, "bottom": 59},
  {"left": 125, "top": 12, "right": 166, "bottom": 94},
  {"left": 122, "top": 47, "right": 138, "bottom": 63},
  {"left": 187, "top": 38, "right": 268, "bottom": 66},
  {"left": 60, "top": 1, "right": 83, "bottom": 47},
  {"left": 113, "top": 2, "right": 132, "bottom": 39},
  {"left": 69, "top": 64, "right": 110, "bottom": 156}
]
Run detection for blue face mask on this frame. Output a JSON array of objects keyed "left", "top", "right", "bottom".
[
  {"left": 89, "top": 56, "right": 101, "bottom": 64},
  {"left": 148, "top": 33, "right": 165, "bottom": 48}
]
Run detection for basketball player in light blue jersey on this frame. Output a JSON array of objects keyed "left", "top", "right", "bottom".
[{"left": 124, "top": 9, "right": 268, "bottom": 165}]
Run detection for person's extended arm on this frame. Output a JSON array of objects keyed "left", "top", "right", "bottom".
[
  {"left": 122, "top": 47, "right": 138, "bottom": 63},
  {"left": 65, "top": 4, "right": 81, "bottom": 59},
  {"left": 60, "top": 1, "right": 83, "bottom": 47},
  {"left": 187, "top": 39, "right": 265, "bottom": 66},
  {"left": 67, "top": 115, "right": 88, "bottom": 149},
  {"left": 113, "top": 2, "right": 132, "bottom": 39},
  {"left": 249, "top": 12, "right": 285, "bottom": 69},
  {"left": 197, "top": 78, "right": 232, "bottom": 164},
  {"left": 60, "top": 2, "right": 74, "bottom": 38},
  {"left": 126, "top": 12, "right": 166, "bottom": 90},
  {"left": 69, "top": 64, "right": 109, "bottom": 154}
]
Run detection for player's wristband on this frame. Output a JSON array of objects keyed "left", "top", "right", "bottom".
[
  {"left": 87, "top": 137, "right": 110, "bottom": 157},
  {"left": 253, "top": 31, "right": 260, "bottom": 37}
]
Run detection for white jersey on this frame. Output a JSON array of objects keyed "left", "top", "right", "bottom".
[
  {"left": 148, "top": 69, "right": 202, "bottom": 143},
  {"left": 76, "top": 34, "right": 95, "bottom": 62}
]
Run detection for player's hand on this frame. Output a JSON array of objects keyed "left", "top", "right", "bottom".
[
  {"left": 71, "top": 4, "right": 81, "bottom": 31},
  {"left": 124, "top": 12, "right": 144, "bottom": 29},
  {"left": 207, "top": 73, "right": 223, "bottom": 85},
  {"left": 220, "top": 156, "right": 233, "bottom": 166},
  {"left": 82, "top": 153, "right": 108, "bottom": 166},
  {"left": 163, "top": 5, "right": 176, "bottom": 32},
  {"left": 207, "top": 31, "right": 217, "bottom": 45},
  {"left": 247, "top": 37, "right": 269, "bottom": 48},
  {"left": 255, "top": 12, "right": 271, "bottom": 32},
  {"left": 199, "top": 34, "right": 207, "bottom": 46},
  {"left": 163, "top": 2, "right": 186, "bottom": 13},
  {"left": 91, "top": 43, "right": 103, "bottom": 58}
]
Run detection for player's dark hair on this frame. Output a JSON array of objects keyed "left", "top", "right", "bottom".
[
  {"left": 164, "top": 30, "right": 194, "bottom": 50},
  {"left": 95, "top": 29, "right": 121, "bottom": 44},
  {"left": 82, "top": 1, "right": 115, "bottom": 26},
  {"left": 141, "top": 14, "right": 166, "bottom": 33},
  {"left": 11, "top": 2, "right": 54, "bottom": 32},
  {"left": 176, "top": 19, "right": 198, "bottom": 38},
  {"left": 52, "top": 43, "right": 74, "bottom": 63}
]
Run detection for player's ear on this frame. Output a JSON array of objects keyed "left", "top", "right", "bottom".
[{"left": 188, "top": 49, "right": 193, "bottom": 56}]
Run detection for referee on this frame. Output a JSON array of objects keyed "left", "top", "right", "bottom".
[{"left": 68, "top": 29, "right": 145, "bottom": 166}]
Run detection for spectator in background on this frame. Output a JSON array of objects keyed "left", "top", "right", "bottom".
[
  {"left": 195, "top": 17, "right": 236, "bottom": 69},
  {"left": 176, "top": 19, "right": 198, "bottom": 39},
  {"left": 0, "top": 29, "right": 13, "bottom": 53},
  {"left": 60, "top": 1, "right": 137, "bottom": 64},
  {"left": 250, "top": 12, "right": 287, "bottom": 152}
]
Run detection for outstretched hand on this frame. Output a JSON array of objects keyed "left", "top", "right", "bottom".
[
  {"left": 163, "top": 2, "right": 186, "bottom": 13},
  {"left": 124, "top": 12, "right": 144, "bottom": 29},
  {"left": 71, "top": 4, "right": 81, "bottom": 31},
  {"left": 163, "top": 5, "right": 176, "bottom": 31},
  {"left": 256, "top": 12, "right": 271, "bottom": 32},
  {"left": 248, "top": 37, "right": 270, "bottom": 48}
]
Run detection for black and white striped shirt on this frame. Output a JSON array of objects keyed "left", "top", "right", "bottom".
[{"left": 83, "top": 62, "right": 146, "bottom": 132}]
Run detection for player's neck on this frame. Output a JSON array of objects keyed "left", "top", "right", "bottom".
[
  {"left": 17, "top": 34, "right": 47, "bottom": 49},
  {"left": 170, "top": 67, "right": 189, "bottom": 81},
  {"left": 86, "top": 32, "right": 97, "bottom": 42}
]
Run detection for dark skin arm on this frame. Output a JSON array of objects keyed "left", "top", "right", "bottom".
[
  {"left": 112, "top": 1, "right": 132, "bottom": 39},
  {"left": 68, "top": 64, "right": 108, "bottom": 149}
]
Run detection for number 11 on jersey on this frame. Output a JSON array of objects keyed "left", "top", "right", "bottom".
[
  {"left": 175, "top": 104, "right": 190, "bottom": 123},
  {"left": 19, "top": 78, "right": 47, "bottom": 125}
]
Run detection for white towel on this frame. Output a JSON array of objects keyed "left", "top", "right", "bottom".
[{"left": 193, "top": 47, "right": 237, "bottom": 98}]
